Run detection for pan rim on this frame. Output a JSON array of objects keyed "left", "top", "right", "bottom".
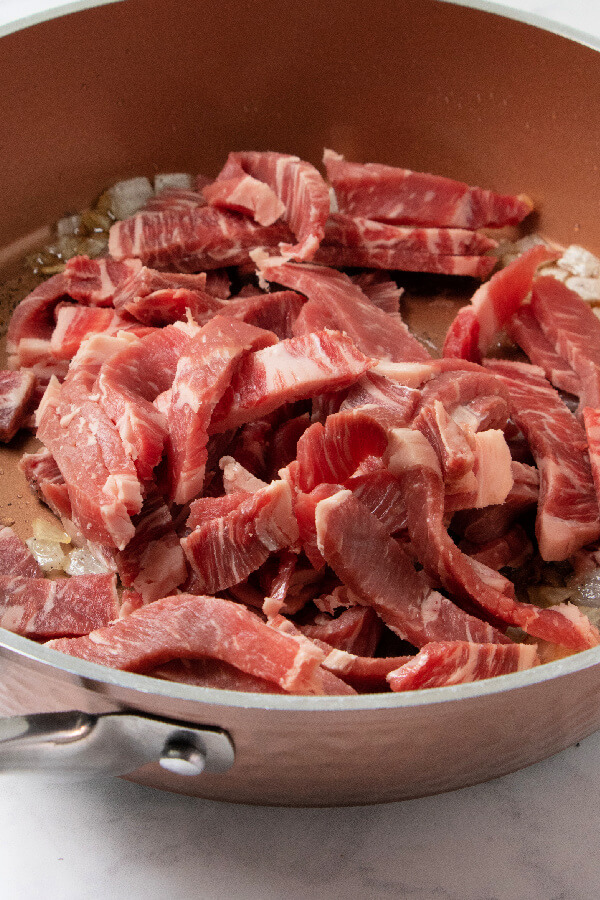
[
  {"left": 2, "top": 0, "right": 600, "bottom": 717},
  {"left": 3, "top": 625, "right": 599, "bottom": 712}
]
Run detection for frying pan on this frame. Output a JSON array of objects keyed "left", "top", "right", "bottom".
[{"left": 1, "top": 0, "right": 600, "bottom": 807}]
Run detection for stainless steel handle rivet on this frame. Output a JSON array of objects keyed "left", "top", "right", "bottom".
[{"left": 159, "top": 737, "right": 206, "bottom": 777}]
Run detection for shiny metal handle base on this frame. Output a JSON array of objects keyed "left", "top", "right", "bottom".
[{"left": 0, "top": 711, "right": 235, "bottom": 779}]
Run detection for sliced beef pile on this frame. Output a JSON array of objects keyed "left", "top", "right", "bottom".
[{"left": 7, "top": 147, "right": 600, "bottom": 695}]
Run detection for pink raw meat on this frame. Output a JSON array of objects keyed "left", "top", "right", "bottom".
[
  {"left": 37, "top": 337, "right": 144, "bottom": 549},
  {"left": 116, "top": 487, "right": 187, "bottom": 602},
  {"left": 387, "top": 641, "right": 539, "bottom": 691},
  {"left": 182, "top": 479, "right": 299, "bottom": 593},
  {"left": 0, "top": 369, "right": 35, "bottom": 441},
  {"left": 211, "top": 330, "right": 374, "bottom": 432},
  {"left": 50, "top": 305, "right": 152, "bottom": 359},
  {"left": 531, "top": 275, "right": 600, "bottom": 408},
  {"left": 387, "top": 427, "right": 600, "bottom": 649},
  {"left": 166, "top": 316, "right": 276, "bottom": 504},
  {"left": 258, "top": 258, "right": 430, "bottom": 362},
  {"left": 203, "top": 172, "right": 286, "bottom": 225},
  {"left": 485, "top": 359, "right": 600, "bottom": 560},
  {"left": 222, "top": 290, "right": 305, "bottom": 340},
  {"left": 6, "top": 274, "right": 69, "bottom": 357},
  {"left": 217, "top": 151, "right": 330, "bottom": 261},
  {"left": 108, "top": 206, "right": 293, "bottom": 272},
  {"left": 113, "top": 266, "right": 223, "bottom": 326},
  {"left": 315, "top": 214, "right": 496, "bottom": 276},
  {"left": 62, "top": 256, "right": 142, "bottom": 306},
  {"left": 443, "top": 245, "right": 559, "bottom": 362},
  {"left": 149, "top": 658, "right": 286, "bottom": 693},
  {"left": 350, "top": 272, "right": 403, "bottom": 314},
  {"left": 143, "top": 188, "right": 207, "bottom": 212},
  {"left": 98, "top": 322, "right": 197, "bottom": 480},
  {"left": 0, "top": 573, "right": 118, "bottom": 638},
  {"left": 19, "top": 448, "right": 73, "bottom": 520},
  {"left": 506, "top": 305, "right": 581, "bottom": 396},
  {"left": 298, "top": 606, "right": 381, "bottom": 656},
  {"left": 323, "top": 149, "right": 534, "bottom": 228},
  {"left": 0, "top": 526, "right": 43, "bottom": 577},
  {"left": 47, "top": 593, "right": 328, "bottom": 694},
  {"left": 315, "top": 490, "right": 509, "bottom": 647}
]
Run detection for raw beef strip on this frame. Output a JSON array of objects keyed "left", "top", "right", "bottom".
[
  {"left": 443, "top": 245, "right": 559, "bottom": 362},
  {"left": 387, "top": 427, "right": 600, "bottom": 648},
  {"left": 143, "top": 187, "right": 207, "bottom": 212},
  {"left": 341, "top": 370, "right": 421, "bottom": 423},
  {"left": 216, "top": 151, "right": 330, "bottom": 261},
  {"left": 50, "top": 305, "right": 153, "bottom": 359},
  {"left": 269, "top": 413, "right": 311, "bottom": 476},
  {"left": 221, "top": 290, "right": 305, "bottom": 339},
  {"left": 37, "top": 338, "right": 143, "bottom": 550},
  {"left": 583, "top": 407, "right": 600, "bottom": 508},
  {"left": 220, "top": 456, "right": 268, "bottom": 494},
  {"left": 295, "top": 409, "right": 388, "bottom": 492},
  {"left": 19, "top": 448, "right": 72, "bottom": 520},
  {"left": 350, "top": 272, "right": 403, "bottom": 314},
  {"left": 413, "top": 400, "right": 475, "bottom": 480},
  {"left": 344, "top": 457, "right": 408, "bottom": 534},
  {"left": 203, "top": 172, "right": 286, "bottom": 225},
  {"left": 316, "top": 250, "right": 494, "bottom": 279},
  {"left": 0, "top": 526, "right": 43, "bottom": 577},
  {"left": 98, "top": 322, "right": 197, "bottom": 480},
  {"left": 186, "top": 491, "right": 252, "bottom": 530},
  {"left": 298, "top": 606, "right": 381, "bottom": 656},
  {"left": 322, "top": 213, "right": 497, "bottom": 255},
  {"left": 0, "top": 369, "right": 35, "bottom": 441},
  {"left": 258, "top": 258, "right": 430, "bottom": 362},
  {"left": 506, "top": 305, "right": 581, "bottom": 396},
  {"left": 166, "top": 317, "right": 275, "bottom": 504},
  {"left": 485, "top": 359, "right": 600, "bottom": 560},
  {"left": 228, "top": 419, "right": 273, "bottom": 480},
  {"left": 211, "top": 330, "right": 374, "bottom": 432},
  {"left": 47, "top": 594, "right": 327, "bottom": 694},
  {"left": 0, "top": 573, "right": 118, "bottom": 638},
  {"left": 6, "top": 274, "right": 69, "bottom": 356},
  {"left": 62, "top": 255, "right": 142, "bottom": 306},
  {"left": 181, "top": 479, "right": 299, "bottom": 593},
  {"left": 443, "top": 429, "right": 514, "bottom": 511},
  {"left": 314, "top": 214, "right": 496, "bottom": 276},
  {"left": 315, "top": 490, "right": 509, "bottom": 647},
  {"left": 531, "top": 275, "right": 600, "bottom": 408},
  {"left": 460, "top": 524, "right": 533, "bottom": 571},
  {"left": 204, "top": 269, "right": 231, "bottom": 299},
  {"left": 387, "top": 641, "right": 539, "bottom": 691},
  {"left": 261, "top": 549, "right": 298, "bottom": 618},
  {"left": 149, "top": 657, "right": 285, "bottom": 693},
  {"left": 291, "top": 481, "right": 342, "bottom": 570},
  {"left": 451, "top": 462, "right": 539, "bottom": 544},
  {"left": 108, "top": 207, "right": 293, "bottom": 272},
  {"left": 116, "top": 487, "right": 187, "bottom": 602},
  {"left": 323, "top": 149, "right": 534, "bottom": 228},
  {"left": 322, "top": 650, "right": 413, "bottom": 692},
  {"left": 112, "top": 266, "right": 223, "bottom": 326}
]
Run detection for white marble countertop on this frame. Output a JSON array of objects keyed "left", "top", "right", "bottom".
[{"left": 2, "top": 1, "right": 600, "bottom": 898}]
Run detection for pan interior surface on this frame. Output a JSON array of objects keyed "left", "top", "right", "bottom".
[{"left": 1, "top": 0, "right": 600, "bottom": 804}]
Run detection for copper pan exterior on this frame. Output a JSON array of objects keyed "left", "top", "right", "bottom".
[{"left": 1, "top": 0, "right": 600, "bottom": 805}]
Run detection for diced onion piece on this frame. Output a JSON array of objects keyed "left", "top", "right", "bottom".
[
  {"left": 154, "top": 173, "right": 193, "bottom": 192},
  {"left": 65, "top": 547, "right": 114, "bottom": 576},
  {"left": 32, "top": 517, "right": 71, "bottom": 544},
  {"left": 565, "top": 276, "right": 600, "bottom": 303},
  {"left": 26, "top": 538, "right": 68, "bottom": 573},
  {"left": 108, "top": 177, "right": 154, "bottom": 220},
  {"left": 569, "top": 569, "right": 600, "bottom": 608},
  {"left": 56, "top": 214, "right": 82, "bottom": 237},
  {"left": 558, "top": 244, "right": 600, "bottom": 278}
]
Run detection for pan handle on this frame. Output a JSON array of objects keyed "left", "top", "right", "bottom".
[{"left": 0, "top": 710, "right": 235, "bottom": 780}]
